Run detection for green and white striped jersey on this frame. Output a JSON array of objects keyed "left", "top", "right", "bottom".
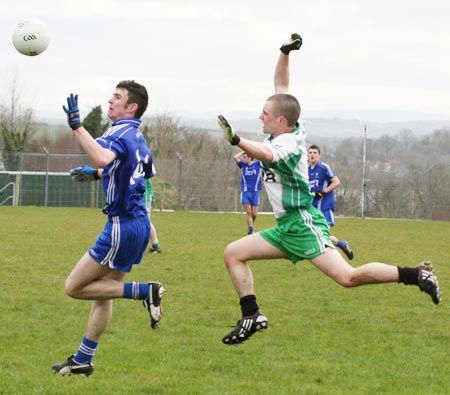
[{"left": 261, "top": 122, "right": 314, "bottom": 218}]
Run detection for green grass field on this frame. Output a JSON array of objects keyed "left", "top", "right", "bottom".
[{"left": 1, "top": 207, "right": 449, "bottom": 395}]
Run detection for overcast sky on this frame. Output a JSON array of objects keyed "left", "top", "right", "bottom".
[{"left": 1, "top": 0, "right": 450, "bottom": 123}]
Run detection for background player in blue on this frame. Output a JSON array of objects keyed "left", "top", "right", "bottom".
[
  {"left": 308, "top": 144, "right": 354, "bottom": 260},
  {"left": 234, "top": 151, "right": 262, "bottom": 234},
  {"left": 52, "top": 81, "right": 165, "bottom": 376},
  {"left": 217, "top": 33, "right": 441, "bottom": 346}
]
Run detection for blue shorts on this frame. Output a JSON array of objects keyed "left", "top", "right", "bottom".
[
  {"left": 241, "top": 191, "right": 260, "bottom": 206},
  {"left": 321, "top": 208, "right": 335, "bottom": 227},
  {"left": 89, "top": 215, "right": 151, "bottom": 272}
]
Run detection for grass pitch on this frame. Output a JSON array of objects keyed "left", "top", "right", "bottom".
[{"left": 0, "top": 207, "right": 449, "bottom": 394}]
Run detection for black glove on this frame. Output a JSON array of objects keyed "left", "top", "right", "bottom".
[
  {"left": 280, "top": 33, "right": 303, "bottom": 55},
  {"left": 315, "top": 190, "right": 326, "bottom": 199},
  {"left": 62, "top": 93, "right": 82, "bottom": 130}
]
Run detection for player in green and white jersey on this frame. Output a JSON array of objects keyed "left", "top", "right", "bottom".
[{"left": 218, "top": 33, "right": 441, "bottom": 346}]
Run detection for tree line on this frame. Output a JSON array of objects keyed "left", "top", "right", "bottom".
[{"left": 1, "top": 83, "right": 449, "bottom": 220}]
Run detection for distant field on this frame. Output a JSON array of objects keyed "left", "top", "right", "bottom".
[{"left": 1, "top": 207, "right": 449, "bottom": 395}]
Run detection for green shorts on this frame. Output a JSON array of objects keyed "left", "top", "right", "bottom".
[{"left": 260, "top": 206, "right": 333, "bottom": 263}]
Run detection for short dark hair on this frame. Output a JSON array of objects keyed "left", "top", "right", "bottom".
[
  {"left": 308, "top": 144, "right": 321, "bottom": 153},
  {"left": 116, "top": 80, "right": 148, "bottom": 119},
  {"left": 267, "top": 94, "right": 301, "bottom": 127}
]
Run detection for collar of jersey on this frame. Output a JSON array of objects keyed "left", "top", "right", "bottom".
[{"left": 111, "top": 118, "right": 141, "bottom": 127}]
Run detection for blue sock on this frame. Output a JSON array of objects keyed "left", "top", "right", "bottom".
[
  {"left": 337, "top": 240, "right": 347, "bottom": 250},
  {"left": 73, "top": 336, "right": 98, "bottom": 364},
  {"left": 248, "top": 226, "right": 254, "bottom": 233},
  {"left": 123, "top": 282, "right": 149, "bottom": 300}
]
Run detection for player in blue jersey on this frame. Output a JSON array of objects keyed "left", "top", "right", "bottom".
[
  {"left": 308, "top": 144, "right": 354, "bottom": 260},
  {"left": 217, "top": 33, "right": 441, "bottom": 346},
  {"left": 52, "top": 80, "right": 165, "bottom": 376},
  {"left": 234, "top": 151, "right": 262, "bottom": 234}
]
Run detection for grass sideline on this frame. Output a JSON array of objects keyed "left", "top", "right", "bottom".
[{"left": 0, "top": 206, "right": 449, "bottom": 395}]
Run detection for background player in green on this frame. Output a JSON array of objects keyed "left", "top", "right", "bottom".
[
  {"left": 233, "top": 151, "right": 262, "bottom": 234},
  {"left": 144, "top": 164, "right": 162, "bottom": 253},
  {"left": 218, "top": 33, "right": 441, "bottom": 346}
]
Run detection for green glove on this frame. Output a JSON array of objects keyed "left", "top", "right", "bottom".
[{"left": 218, "top": 115, "right": 240, "bottom": 146}]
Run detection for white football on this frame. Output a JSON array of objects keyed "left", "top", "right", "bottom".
[{"left": 12, "top": 18, "right": 50, "bottom": 56}]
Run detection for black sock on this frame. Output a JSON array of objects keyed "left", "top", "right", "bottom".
[
  {"left": 240, "top": 295, "right": 259, "bottom": 316},
  {"left": 397, "top": 266, "right": 419, "bottom": 285}
]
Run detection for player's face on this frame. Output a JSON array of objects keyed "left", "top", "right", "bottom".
[
  {"left": 259, "top": 100, "right": 282, "bottom": 136},
  {"left": 242, "top": 154, "right": 252, "bottom": 164},
  {"left": 308, "top": 149, "right": 320, "bottom": 165},
  {"left": 107, "top": 88, "right": 136, "bottom": 121}
]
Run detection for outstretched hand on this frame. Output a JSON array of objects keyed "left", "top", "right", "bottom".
[
  {"left": 62, "top": 93, "right": 82, "bottom": 130},
  {"left": 218, "top": 115, "right": 240, "bottom": 146},
  {"left": 70, "top": 164, "right": 99, "bottom": 183}
]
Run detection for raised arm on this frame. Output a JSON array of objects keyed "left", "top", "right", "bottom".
[
  {"left": 63, "top": 93, "right": 116, "bottom": 168},
  {"left": 274, "top": 53, "right": 290, "bottom": 94},
  {"left": 275, "top": 33, "right": 303, "bottom": 94},
  {"left": 233, "top": 151, "right": 244, "bottom": 163}
]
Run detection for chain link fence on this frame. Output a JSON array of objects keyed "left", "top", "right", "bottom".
[{"left": 1, "top": 151, "right": 449, "bottom": 221}]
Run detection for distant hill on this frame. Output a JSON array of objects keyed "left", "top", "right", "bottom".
[
  {"left": 35, "top": 109, "right": 450, "bottom": 143},
  {"left": 180, "top": 113, "right": 450, "bottom": 143}
]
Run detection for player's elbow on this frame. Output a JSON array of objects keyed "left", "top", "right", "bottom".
[
  {"left": 93, "top": 148, "right": 116, "bottom": 168},
  {"left": 259, "top": 151, "right": 273, "bottom": 162},
  {"left": 332, "top": 176, "right": 341, "bottom": 188},
  {"left": 94, "top": 157, "right": 112, "bottom": 168}
]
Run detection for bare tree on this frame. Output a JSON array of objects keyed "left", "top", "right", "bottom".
[{"left": 0, "top": 74, "right": 36, "bottom": 170}]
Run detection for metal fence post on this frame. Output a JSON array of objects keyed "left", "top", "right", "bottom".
[
  {"left": 43, "top": 147, "right": 49, "bottom": 206},
  {"left": 176, "top": 152, "right": 183, "bottom": 210}
]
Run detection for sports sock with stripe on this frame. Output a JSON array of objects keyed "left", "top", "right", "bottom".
[
  {"left": 123, "top": 282, "right": 150, "bottom": 300},
  {"left": 73, "top": 336, "right": 98, "bottom": 364}
]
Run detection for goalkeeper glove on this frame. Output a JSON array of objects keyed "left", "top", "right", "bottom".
[
  {"left": 70, "top": 165, "right": 100, "bottom": 183},
  {"left": 62, "top": 93, "right": 82, "bottom": 130},
  {"left": 280, "top": 33, "right": 303, "bottom": 55},
  {"left": 218, "top": 115, "right": 240, "bottom": 145},
  {"left": 315, "top": 190, "right": 326, "bottom": 199}
]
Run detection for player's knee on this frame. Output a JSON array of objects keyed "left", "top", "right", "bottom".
[
  {"left": 340, "top": 280, "right": 358, "bottom": 288},
  {"left": 223, "top": 245, "right": 233, "bottom": 268},
  {"left": 223, "top": 243, "right": 241, "bottom": 270},
  {"left": 339, "top": 274, "right": 361, "bottom": 288},
  {"left": 64, "top": 277, "right": 81, "bottom": 298},
  {"left": 332, "top": 271, "right": 360, "bottom": 288}
]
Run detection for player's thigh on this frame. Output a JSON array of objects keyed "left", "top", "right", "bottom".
[
  {"left": 66, "top": 252, "right": 122, "bottom": 291},
  {"left": 225, "top": 233, "right": 287, "bottom": 262},
  {"left": 310, "top": 248, "right": 354, "bottom": 284}
]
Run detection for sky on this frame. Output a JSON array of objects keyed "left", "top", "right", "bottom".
[{"left": 1, "top": 0, "right": 450, "bottom": 123}]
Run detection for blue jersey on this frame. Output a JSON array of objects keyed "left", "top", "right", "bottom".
[
  {"left": 237, "top": 160, "right": 262, "bottom": 192},
  {"left": 96, "top": 118, "right": 152, "bottom": 219},
  {"left": 308, "top": 161, "right": 336, "bottom": 211}
]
